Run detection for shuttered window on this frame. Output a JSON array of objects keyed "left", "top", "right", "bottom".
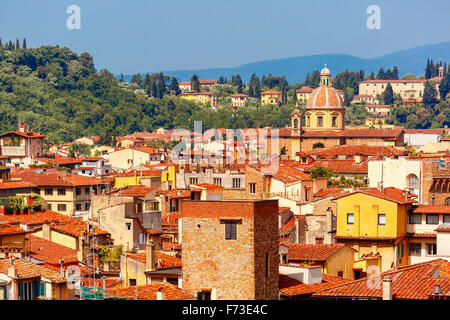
[{"left": 224, "top": 221, "right": 237, "bottom": 240}]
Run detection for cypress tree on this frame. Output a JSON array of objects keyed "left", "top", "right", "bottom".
[
  {"left": 438, "top": 73, "right": 450, "bottom": 100},
  {"left": 169, "top": 77, "right": 180, "bottom": 95},
  {"left": 382, "top": 83, "right": 394, "bottom": 105},
  {"left": 304, "top": 73, "right": 310, "bottom": 87},
  {"left": 0, "top": 38, "right": 2, "bottom": 46},
  {"left": 377, "top": 67, "right": 385, "bottom": 80},
  {"left": 150, "top": 79, "right": 157, "bottom": 97},
  {"left": 425, "top": 59, "right": 431, "bottom": 79},
  {"left": 22, "top": 38, "right": 27, "bottom": 49},
  {"left": 156, "top": 76, "right": 166, "bottom": 98},
  {"left": 392, "top": 66, "right": 399, "bottom": 80},
  {"left": 190, "top": 74, "right": 199, "bottom": 92},
  {"left": 423, "top": 81, "right": 438, "bottom": 107},
  {"left": 15, "top": 38, "right": 20, "bottom": 49}
]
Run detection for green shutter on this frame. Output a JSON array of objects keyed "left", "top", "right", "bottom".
[{"left": 401, "top": 244, "right": 404, "bottom": 257}]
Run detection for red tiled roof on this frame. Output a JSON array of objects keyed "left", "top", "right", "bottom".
[
  {"left": 107, "top": 282, "right": 194, "bottom": 300},
  {"left": 51, "top": 220, "right": 110, "bottom": 238},
  {"left": 114, "top": 170, "right": 162, "bottom": 177},
  {"left": 335, "top": 187, "right": 417, "bottom": 205},
  {"left": 0, "top": 209, "right": 75, "bottom": 226},
  {"left": 412, "top": 205, "right": 450, "bottom": 214},
  {"left": 272, "top": 165, "right": 312, "bottom": 183},
  {"left": 410, "top": 233, "right": 437, "bottom": 238},
  {"left": 279, "top": 216, "right": 304, "bottom": 236},
  {"left": 27, "top": 234, "right": 78, "bottom": 265},
  {"left": 0, "top": 223, "right": 27, "bottom": 236},
  {"left": 296, "top": 87, "right": 314, "bottom": 93},
  {"left": 302, "top": 145, "right": 404, "bottom": 158},
  {"left": 230, "top": 94, "right": 249, "bottom": 98},
  {"left": 0, "top": 180, "right": 36, "bottom": 190},
  {"left": 190, "top": 183, "right": 224, "bottom": 190},
  {"left": 12, "top": 168, "right": 109, "bottom": 187},
  {"left": 282, "top": 243, "right": 347, "bottom": 261},
  {"left": 303, "top": 159, "right": 368, "bottom": 174},
  {"left": 279, "top": 273, "right": 351, "bottom": 296},
  {"left": 313, "top": 259, "right": 450, "bottom": 300},
  {"left": 125, "top": 251, "right": 182, "bottom": 269},
  {"left": 0, "top": 257, "right": 65, "bottom": 283},
  {"left": 116, "top": 186, "right": 155, "bottom": 197},
  {"left": 314, "top": 188, "right": 348, "bottom": 198},
  {"left": 261, "top": 90, "right": 281, "bottom": 95},
  {"left": 34, "top": 156, "right": 82, "bottom": 165}
]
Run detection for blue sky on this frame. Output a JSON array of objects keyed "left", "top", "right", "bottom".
[{"left": 1, "top": 0, "right": 450, "bottom": 74}]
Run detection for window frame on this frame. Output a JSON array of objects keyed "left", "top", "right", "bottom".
[
  {"left": 347, "top": 213, "right": 354, "bottom": 225},
  {"left": 426, "top": 214, "right": 439, "bottom": 225},
  {"left": 378, "top": 214, "right": 386, "bottom": 225},
  {"left": 224, "top": 221, "right": 238, "bottom": 240}
]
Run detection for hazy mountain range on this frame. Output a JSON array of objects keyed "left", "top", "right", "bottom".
[{"left": 122, "top": 41, "right": 450, "bottom": 84}]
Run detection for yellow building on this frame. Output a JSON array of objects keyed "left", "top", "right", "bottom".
[
  {"left": 261, "top": 90, "right": 282, "bottom": 106},
  {"left": 230, "top": 93, "right": 248, "bottom": 110},
  {"left": 180, "top": 91, "right": 217, "bottom": 107},
  {"left": 335, "top": 187, "right": 417, "bottom": 277},
  {"left": 296, "top": 87, "right": 314, "bottom": 103}
]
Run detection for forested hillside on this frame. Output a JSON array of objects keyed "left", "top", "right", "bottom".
[{"left": 0, "top": 42, "right": 293, "bottom": 145}]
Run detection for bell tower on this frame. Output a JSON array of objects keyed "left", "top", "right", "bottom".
[{"left": 290, "top": 103, "right": 303, "bottom": 159}]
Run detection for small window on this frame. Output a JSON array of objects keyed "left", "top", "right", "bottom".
[
  {"left": 47, "top": 204, "right": 52, "bottom": 210},
  {"left": 213, "top": 177, "right": 222, "bottom": 186},
  {"left": 332, "top": 116, "right": 337, "bottom": 127},
  {"left": 265, "top": 252, "right": 269, "bottom": 278},
  {"left": 249, "top": 183, "right": 256, "bottom": 194},
  {"left": 232, "top": 178, "right": 241, "bottom": 188},
  {"left": 347, "top": 213, "right": 354, "bottom": 225},
  {"left": 378, "top": 214, "right": 386, "bottom": 225},
  {"left": 224, "top": 221, "right": 237, "bottom": 240},
  {"left": 126, "top": 223, "right": 132, "bottom": 231},
  {"left": 426, "top": 243, "right": 437, "bottom": 256},
  {"left": 409, "top": 243, "right": 421, "bottom": 256},
  {"left": 445, "top": 198, "right": 450, "bottom": 206},
  {"left": 189, "top": 177, "right": 198, "bottom": 185},
  {"left": 45, "top": 188, "right": 53, "bottom": 195},
  {"left": 57, "top": 188, "right": 66, "bottom": 196},
  {"left": 129, "top": 279, "right": 136, "bottom": 286},
  {"left": 57, "top": 204, "right": 66, "bottom": 211},
  {"left": 76, "top": 188, "right": 81, "bottom": 196},
  {"left": 426, "top": 214, "right": 439, "bottom": 225},
  {"left": 76, "top": 203, "right": 82, "bottom": 211},
  {"left": 85, "top": 202, "right": 90, "bottom": 210},
  {"left": 409, "top": 213, "right": 422, "bottom": 224},
  {"left": 85, "top": 187, "right": 90, "bottom": 195},
  {"left": 317, "top": 116, "right": 323, "bottom": 127},
  {"left": 337, "top": 271, "right": 344, "bottom": 278},
  {"left": 444, "top": 214, "right": 450, "bottom": 223}
]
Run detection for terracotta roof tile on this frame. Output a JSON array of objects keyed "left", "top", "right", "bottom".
[
  {"left": 107, "top": 282, "right": 194, "bottom": 300},
  {"left": 313, "top": 259, "right": 450, "bottom": 300},
  {"left": 282, "top": 243, "right": 347, "bottom": 261},
  {"left": 27, "top": 234, "right": 79, "bottom": 265},
  {"left": 0, "top": 257, "right": 65, "bottom": 283},
  {"left": 280, "top": 273, "right": 351, "bottom": 296}
]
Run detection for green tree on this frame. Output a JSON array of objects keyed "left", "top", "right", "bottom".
[
  {"left": 312, "top": 142, "right": 325, "bottom": 149},
  {"left": 438, "top": 73, "right": 450, "bottom": 101},
  {"left": 190, "top": 74, "right": 200, "bottom": 92},
  {"left": 382, "top": 83, "right": 394, "bottom": 105},
  {"left": 423, "top": 81, "right": 438, "bottom": 107}
]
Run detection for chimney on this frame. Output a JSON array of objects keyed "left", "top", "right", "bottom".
[
  {"left": 8, "top": 257, "right": 17, "bottom": 278},
  {"left": 42, "top": 224, "right": 51, "bottom": 241},
  {"left": 145, "top": 240, "right": 156, "bottom": 272},
  {"left": 156, "top": 287, "right": 165, "bottom": 300},
  {"left": 354, "top": 154, "right": 363, "bottom": 164},
  {"left": 378, "top": 181, "right": 384, "bottom": 193},
  {"left": 382, "top": 276, "right": 393, "bottom": 300}
]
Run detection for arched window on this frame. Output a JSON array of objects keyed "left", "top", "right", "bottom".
[
  {"left": 446, "top": 197, "right": 450, "bottom": 206},
  {"left": 294, "top": 119, "right": 298, "bottom": 129},
  {"left": 407, "top": 174, "right": 419, "bottom": 189}
]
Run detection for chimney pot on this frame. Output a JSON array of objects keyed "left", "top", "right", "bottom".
[
  {"left": 382, "top": 275, "right": 393, "bottom": 300},
  {"left": 156, "top": 287, "right": 165, "bottom": 300}
]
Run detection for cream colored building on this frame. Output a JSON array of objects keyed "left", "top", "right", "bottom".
[
  {"left": 368, "top": 157, "right": 423, "bottom": 203},
  {"left": 109, "top": 147, "right": 164, "bottom": 171},
  {"left": 230, "top": 94, "right": 248, "bottom": 109}
]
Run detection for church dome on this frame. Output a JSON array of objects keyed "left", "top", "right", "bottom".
[{"left": 306, "top": 86, "right": 344, "bottom": 108}]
